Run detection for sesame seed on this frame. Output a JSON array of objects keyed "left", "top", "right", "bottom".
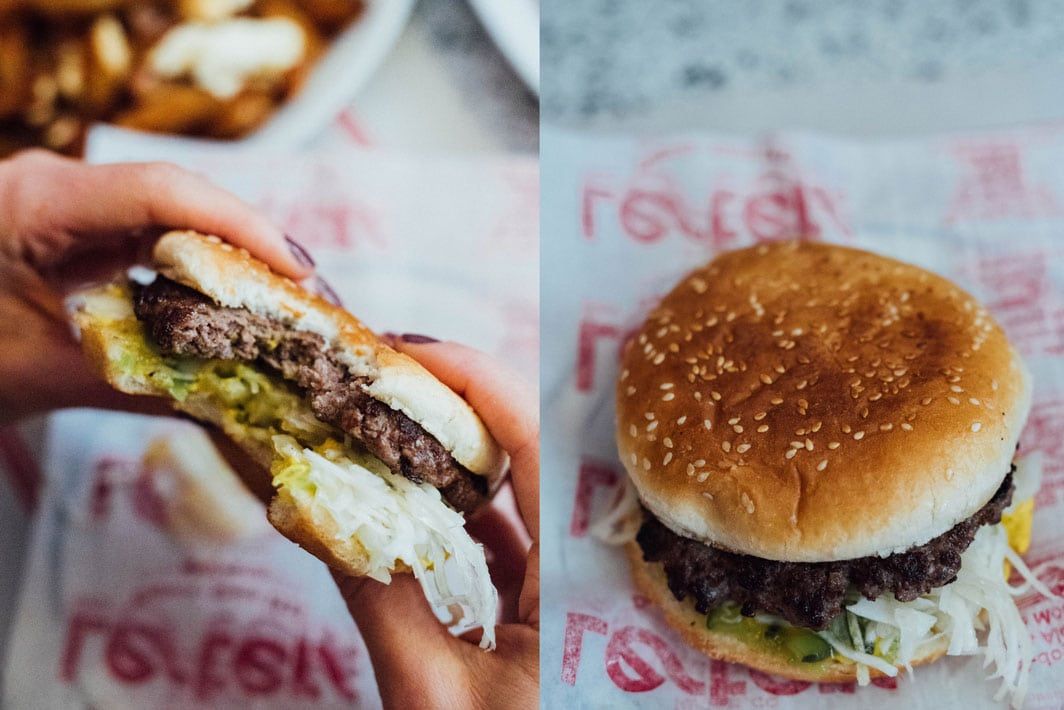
[
  {"left": 796, "top": 380, "right": 808, "bottom": 390},
  {"left": 948, "top": 396, "right": 960, "bottom": 405},
  {"left": 702, "top": 491, "right": 714, "bottom": 499},
  {"left": 711, "top": 391, "right": 722, "bottom": 401},
  {"left": 645, "top": 412, "right": 655, "bottom": 421},
  {"left": 853, "top": 431, "right": 865, "bottom": 440},
  {"left": 817, "top": 459, "right": 828, "bottom": 471},
  {"left": 770, "top": 397, "right": 783, "bottom": 405},
  {"left": 811, "top": 421, "right": 822, "bottom": 432},
  {"left": 901, "top": 422, "right": 913, "bottom": 431},
  {"left": 741, "top": 492, "right": 755, "bottom": 514},
  {"left": 754, "top": 412, "right": 767, "bottom": 421},
  {"left": 643, "top": 458, "right": 651, "bottom": 470},
  {"left": 663, "top": 453, "right": 673, "bottom": 466},
  {"left": 664, "top": 437, "right": 673, "bottom": 448},
  {"left": 631, "top": 453, "right": 638, "bottom": 465},
  {"left": 695, "top": 459, "right": 707, "bottom": 467},
  {"left": 790, "top": 441, "right": 804, "bottom": 449},
  {"left": 626, "top": 386, "right": 636, "bottom": 396},
  {"left": 660, "top": 383, "right": 674, "bottom": 390},
  {"left": 687, "top": 464, "right": 695, "bottom": 475},
  {"left": 653, "top": 353, "right": 665, "bottom": 365},
  {"left": 795, "top": 428, "right": 806, "bottom": 436},
  {"left": 880, "top": 423, "right": 893, "bottom": 431},
  {"left": 805, "top": 439, "right": 814, "bottom": 451},
  {"left": 757, "top": 424, "right": 769, "bottom": 433},
  {"left": 704, "top": 419, "right": 713, "bottom": 430},
  {"left": 697, "top": 471, "right": 709, "bottom": 482},
  {"left": 629, "top": 424, "right": 637, "bottom": 436},
  {"left": 842, "top": 424, "right": 852, "bottom": 433},
  {"left": 785, "top": 449, "right": 797, "bottom": 460},
  {"left": 736, "top": 443, "right": 751, "bottom": 454},
  {"left": 663, "top": 393, "right": 675, "bottom": 401},
  {"left": 972, "top": 422, "right": 982, "bottom": 432},
  {"left": 722, "top": 441, "right": 731, "bottom": 452},
  {"left": 760, "top": 374, "right": 773, "bottom": 385},
  {"left": 969, "top": 397, "right": 980, "bottom": 406},
  {"left": 728, "top": 417, "right": 741, "bottom": 425},
  {"left": 647, "top": 421, "right": 659, "bottom": 432},
  {"left": 828, "top": 441, "right": 840, "bottom": 450},
  {"left": 733, "top": 425, "right": 744, "bottom": 433},
  {"left": 921, "top": 397, "right": 932, "bottom": 405},
  {"left": 950, "top": 385, "right": 963, "bottom": 393}
]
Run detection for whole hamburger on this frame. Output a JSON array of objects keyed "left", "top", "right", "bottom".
[{"left": 615, "top": 241, "right": 1050, "bottom": 704}]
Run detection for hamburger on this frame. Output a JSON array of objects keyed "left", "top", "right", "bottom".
[
  {"left": 73, "top": 230, "right": 507, "bottom": 647},
  {"left": 614, "top": 241, "right": 1052, "bottom": 703}
]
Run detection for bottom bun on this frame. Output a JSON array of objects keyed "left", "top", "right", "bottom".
[{"left": 624, "top": 541, "right": 949, "bottom": 682}]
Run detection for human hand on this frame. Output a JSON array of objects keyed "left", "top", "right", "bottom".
[
  {"left": 335, "top": 337, "right": 539, "bottom": 710},
  {"left": 0, "top": 149, "right": 315, "bottom": 423}
]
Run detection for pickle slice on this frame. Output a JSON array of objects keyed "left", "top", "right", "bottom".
[{"left": 783, "top": 631, "right": 833, "bottom": 663}]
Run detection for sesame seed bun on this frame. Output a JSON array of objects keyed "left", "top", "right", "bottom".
[
  {"left": 616, "top": 241, "right": 1031, "bottom": 562},
  {"left": 625, "top": 542, "right": 950, "bottom": 681}
]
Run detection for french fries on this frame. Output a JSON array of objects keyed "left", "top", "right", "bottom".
[
  {"left": 24, "top": 0, "right": 125, "bottom": 17},
  {"left": 0, "top": 0, "right": 366, "bottom": 157},
  {"left": 0, "top": 23, "right": 32, "bottom": 120},
  {"left": 114, "top": 84, "right": 221, "bottom": 134}
]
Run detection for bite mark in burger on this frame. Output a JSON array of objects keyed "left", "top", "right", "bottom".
[
  {"left": 612, "top": 241, "right": 1055, "bottom": 705},
  {"left": 72, "top": 231, "right": 508, "bottom": 648}
]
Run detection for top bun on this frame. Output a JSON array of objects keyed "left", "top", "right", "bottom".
[
  {"left": 616, "top": 241, "right": 1031, "bottom": 562},
  {"left": 153, "top": 230, "right": 508, "bottom": 482}
]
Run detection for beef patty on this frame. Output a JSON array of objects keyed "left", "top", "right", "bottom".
[
  {"left": 636, "top": 471, "right": 1014, "bottom": 629},
  {"left": 132, "top": 277, "right": 487, "bottom": 513}
]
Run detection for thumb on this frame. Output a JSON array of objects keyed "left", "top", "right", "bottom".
[{"left": 334, "top": 571, "right": 467, "bottom": 703}]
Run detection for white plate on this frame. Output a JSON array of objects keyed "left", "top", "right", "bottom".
[
  {"left": 87, "top": 0, "right": 415, "bottom": 153},
  {"left": 467, "top": 0, "right": 539, "bottom": 95}
]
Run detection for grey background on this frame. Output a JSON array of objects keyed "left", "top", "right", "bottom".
[{"left": 542, "top": 0, "right": 1064, "bottom": 134}]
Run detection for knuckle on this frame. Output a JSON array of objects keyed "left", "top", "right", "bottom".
[{"left": 137, "top": 161, "right": 189, "bottom": 192}]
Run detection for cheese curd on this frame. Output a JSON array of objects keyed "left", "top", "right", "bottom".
[{"left": 150, "top": 18, "right": 306, "bottom": 99}]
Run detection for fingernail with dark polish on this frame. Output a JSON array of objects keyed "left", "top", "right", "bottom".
[
  {"left": 316, "top": 277, "right": 342, "bottom": 306},
  {"left": 285, "top": 235, "right": 315, "bottom": 268},
  {"left": 400, "top": 333, "right": 439, "bottom": 344}
]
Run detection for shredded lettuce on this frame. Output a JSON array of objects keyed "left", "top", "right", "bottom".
[
  {"left": 833, "top": 454, "right": 1051, "bottom": 707},
  {"left": 272, "top": 435, "right": 498, "bottom": 649},
  {"left": 588, "top": 477, "right": 643, "bottom": 544}
]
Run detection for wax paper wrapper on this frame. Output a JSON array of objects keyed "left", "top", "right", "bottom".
[
  {"left": 541, "top": 125, "right": 1064, "bottom": 710},
  {"left": 2, "top": 138, "right": 538, "bottom": 709}
]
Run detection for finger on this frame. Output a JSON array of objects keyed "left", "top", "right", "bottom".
[
  {"left": 7, "top": 152, "right": 312, "bottom": 279},
  {"left": 465, "top": 505, "right": 527, "bottom": 622},
  {"left": 519, "top": 543, "right": 540, "bottom": 629},
  {"left": 391, "top": 340, "right": 539, "bottom": 541},
  {"left": 334, "top": 571, "right": 466, "bottom": 704}
]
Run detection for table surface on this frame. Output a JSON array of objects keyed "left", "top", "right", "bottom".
[
  {"left": 0, "top": 0, "right": 536, "bottom": 685},
  {"left": 542, "top": 0, "right": 1064, "bottom": 135}
]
